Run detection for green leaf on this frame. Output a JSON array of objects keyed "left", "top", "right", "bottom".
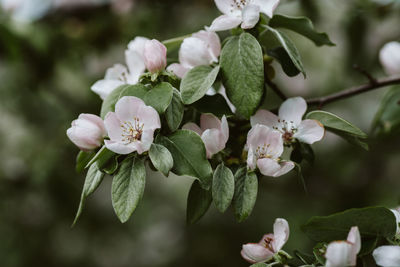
[
  {"left": 186, "top": 180, "right": 212, "bottom": 225},
  {"left": 372, "top": 86, "right": 400, "bottom": 136},
  {"left": 102, "top": 155, "right": 120, "bottom": 175},
  {"left": 191, "top": 94, "right": 233, "bottom": 117},
  {"left": 233, "top": 168, "right": 258, "bottom": 222},
  {"left": 155, "top": 131, "right": 213, "bottom": 189},
  {"left": 220, "top": 33, "right": 264, "bottom": 118},
  {"left": 266, "top": 47, "right": 301, "bottom": 77},
  {"left": 76, "top": 151, "right": 95, "bottom": 173},
  {"left": 212, "top": 164, "right": 235, "bottom": 213},
  {"left": 180, "top": 65, "right": 220, "bottom": 105},
  {"left": 269, "top": 14, "right": 335, "bottom": 47},
  {"left": 143, "top": 82, "right": 173, "bottom": 113},
  {"left": 111, "top": 157, "right": 146, "bottom": 223},
  {"left": 72, "top": 163, "right": 105, "bottom": 226},
  {"left": 250, "top": 264, "right": 268, "bottom": 267},
  {"left": 312, "top": 243, "right": 327, "bottom": 265},
  {"left": 291, "top": 142, "right": 315, "bottom": 164},
  {"left": 329, "top": 128, "right": 369, "bottom": 151},
  {"left": 149, "top": 143, "right": 173, "bottom": 177},
  {"left": 302, "top": 206, "right": 397, "bottom": 242},
  {"left": 260, "top": 26, "right": 306, "bottom": 77},
  {"left": 295, "top": 163, "right": 308, "bottom": 194},
  {"left": 85, "top": 146, "right": 115, "bottom": 170},
  {"left": 165, "top": 88, "right": 184, "bottom": 132},
  {"left": 100, "top": 84, "right": 149, "bottom": 118},
  {"left": 306, "top": 110, "right": 367, "bottom": 138}
]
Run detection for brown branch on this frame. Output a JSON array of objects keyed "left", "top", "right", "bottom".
[
  {"left": 265, "top": 79, "right": 287, "bottom": 100},
  {"left": 353, "top": 64, "right": 378, "bottom": 85},
  {"left": 306, "top": 76, "right": 400, "bottom": 108}
]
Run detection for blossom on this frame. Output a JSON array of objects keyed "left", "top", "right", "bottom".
[
  {"left": 208, "top": 0, "right": 280, "bottom": 32},
  {"left": 246, "top": 124, "right": 294, "bottom": 177},
  {"left": 1, "top": 0, "right": 51, "bottom": 23},
  {"left": 373, "top": 246, "right": 400, "bottom": 267},
  {"left": 67, "top": 114, "right": 106, "bottom": 151},
  {"left": 143, "top": 39, "right": 167, "bottom": 73},
  {"left": 104, "top": 96, "right": 161, "bottom": 155},
  {"left": 167, "top": 30, "right": 221, "bottom": 78},
  {"left": 325, "top": 226, "right": 361, "bottom": 267},
  {"left": 251, "top": 97, "right": 325, "bottom": 145},
  {"left": 91, "top": 36, "right": 148, "bottom": 100},
  {"left": 241, "top": 218, "right": 289, "bottom": 263},
  {"left": 182, "top": 114, "right": 229, "bottom": 158},
  {"left": 379, "top": 41, "right": 400, "bottom": 76}
]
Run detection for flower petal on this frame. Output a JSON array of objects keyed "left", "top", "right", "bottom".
[
  {"left": 143, "top": 39, "right": 167, "bottom": 73},
  {"left": 247, "top": 125, "right": 283, "bottom": 158},
  {"left": 272, "top": 218, "right": 290, "bottom": 252},
  {"left": 250, "top": 109, "right": 280, "bottom": 128},
  {"left": 254, "top": 0, "right": 280, "bottom": 18},
  {"left": 104, "top": 112, "right": 124, "bottom": 142},
  {"left": 104, "top": 64, "right": 128, "bottom": 80},
  {"left": 247, "top": 147, "right": 257, "bottom": 170},
  {"left": 125, "top": 49, "right": 145, "bottom": 83},
  {"left": 293, "top": 119, "right": 325, "bottom": 144},
  {"left": 202, "top": 128, "right": 225, "bottom": 158},
  {"left": 136, "top": 129, "right": 154, "bottom": 154},
  {"left": 91, "top": 79, "right": 125, "bottom": 100},
  {"left": 214, "top": 0, "right": 237, "bottom": 15},
  {"left": 127, "top": 36, "right": 149, "bottom": 56},
  {"left": 179, "top": 36, "right": 213, "bottom": 68},
  {"left": 200, "top": 113, "right": 222, "bottom": 131},
  {"left": 373, "top": 246, "right": 400, "bottom": 267},
  {"left": 137, "top": 105, "right": 161, "bottom": 131},
  {"left": 241, "top": 243, "right": 274, "bottom": 264},
  {"left": 278, "top": 97, "right": 307, "bottom": 126},
  {"left": 182, "top": 123, "right": 203, "bottom": 136},
  {"left": 104, "top": 140, "right": 137, "bottom": 155},
  {"left": 257, "top": 158, "right": 281, "bottom": 177},
  {"left": 192, "top": 30, "right": 221, "bottom": 62},
  {"left": 347, "top": 226, "right": 361, "bottom": 256},
  {"left": 241, "top": 4, "right": 260, "bottom": 29},
  {"left": 391, "top": 209, "right": 400, "bottom": 235},
  {"left": 167, "top": 63, "right": 189, "bottom": 79},
  {"left": 220, "top": 115, "right": 229, "bottom": 143},
  {"left": 208, "top": 14, "right": 242, "bottom": 32},
  {"left": 379, "top": 41, "right": 400, "bottom": 76},
  {"left": 272, "top": 161, "right": 295, "bottom": 177},
  {"left": 325, "top": 241, "right": 353, "bottom": 267},
  {"left": 78, "top": 114, "right": 106, "bottom": 136},
  {"left": 115, "top": 96, "right": 145, "bottom": 122}
]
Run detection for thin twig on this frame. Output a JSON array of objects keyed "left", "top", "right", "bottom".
[
  {"left": 306, "top": 76, "right": 400, "bottom": 108},
  {"left": 266, "top": 79, "right": 287, "bottom": 100},
  {"left": 353, "top": 64, "right": 378, "bottom": 85}
]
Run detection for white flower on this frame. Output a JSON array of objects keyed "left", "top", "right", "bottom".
[
  {"left": 325, "top": 226, "right": 361, "bottom": 267},
  {"left": 67, "top": 114, "right": 106, "bottom": 151},
  {"left": 104, "top": 96, "right": 161, "bottom": 155},
  {"left": 91, "top": 36, "right": 148, "bottom": 100},
  {"left": 246, "top": 124, "right": 294, "bottom": 177},
  {"left": 379, "top": 41, "right": 400, "bottom": 76},
  {"left": 1, "top": 0, "right": 52, "bottom": 23},
  {"left": 167, "top": 30, "right": 221, "bottom": 78},
  {"left": 183, "top": 114, "right": 229, "bottom": 158},
  {"left": 251, "top": 97, "right": 325, "bottom": 145},
  {"left": 241, "top": 218, "right": 289, "bottom": 263},
  {"left": 373, "top": 246, "right": 400, "bottom": 267},
  {"left": 143, "top": 39, "right": 167, "bottom": 73},
  {"left": 208, "top": 0, "right": 280, "bottom": 32}
]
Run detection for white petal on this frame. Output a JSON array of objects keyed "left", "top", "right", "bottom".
[
  {"left": 293, "top": 119, "right": 325, "bottom": 144},
  {"left": 240, "top": 243, "right": 274, "bottom": 264},
  {"left": 347, "top": 226, "right": 361, "bottom": 256},
  {"left": 136, "top": 129, "right": 154, "bottom": 154},
  {"left": 143, "top": 39, "right": 167, "bottom": 73},
  {"left": 257, "top": 158, "right": 281, "bottom": 177},
  {"left": 325, "top": 241, "right": 354, "bottom": 267},
  {"left": 254, "top": 0, "right": 280, "bottom": 18},
  {"left": 373, "top": 246, "right": 400, "bottom": 267},
  {"left": 241, "top": 4, "right": 260, "bottom": 29},
  {"left": 272, "top": 218, "right": 289, "bottom": 252},
  {"left": 247, "top": 147, "right": 257, "bottom": 170},
  {"left": 202, "top": 128, "right": 225, "bottom": 158},
  {"left": 273, "top": 161, "right": 294, "bottom": 177},
  {"left": 115, "top": 96, "right": 146, "bottom": 122},
  {"left": 78, "top": 114, "right": 106, "bottom": 136},
  {"left": 200, "top": 113, "right": 222, "bottom": 131},
  {"left": 179, "top": 37, "right": 213, "bottom": 68},
  {"left": 167, "top": 63, "right": 189, "bottom": 79},
  {"left": 220, "top": 115, "right": 229, "bottom": 143},
  {"left": 127, "top": 36, "right": 149, "bottom": 56},
  {"left": 192, "top": 30, "right": 221, "bottom": 62},
  {"left": 250, "top": 109, "right": 280, "bottom": 128},
  {"left": 104, "top": 112, "right": 124, "bottom": 142},
  {"left": 104, "top": 140, "right": 136, "bottom": 155},
  {"left": 246, "top": 125, "right": 283, "bottom": 158},
  {"left": 214, "top": 0, "right": 237, "bottom": 15},
  {"left": 219, "top": 85, "right": 236, "bottom": 113},
  {"left": 137, "top": 105, "right": 161, "bottom": 131},
  {"left": 182, "top": 123, "right": 203, "bottom": 136},
  {"left": 379, "top": 41, "right": 400, "bottom": 76},
  {"left": 105, "top": 64, "right": 128, "bottom": 80},
  {"left": 208, "top": 14, "right": 242, "bottom": 32},
  {"left": 91, "top": 79, "right": 125, "bottom": 100},
  {"left": 125, "top": 49, "right": 145, "bottom": 83},
  {"left": 278, "top": 97, "right": 307, "bottom": 126}
]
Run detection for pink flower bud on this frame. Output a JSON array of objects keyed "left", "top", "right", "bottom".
[
  {"left": 143, "top": 39, "right": 167, "bottom": 73},
  {"left": 67, "top": 114, "right": 106, "bottom": 151}
]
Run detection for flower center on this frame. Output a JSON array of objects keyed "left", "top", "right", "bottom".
[
  {"left": 118, "top": 71, "right": 129, "bottom": 83},
  {"left": 121, "top": 117, "right": 144, "bottom": 144},
  {"left": 231, "top": 0, "right": 250, "bottom": 10},
  {"left": 273, "top": 119, "right": 298, "bottom": 144},
  {"left": 256, "top": 143, "right": 273, "bottom": 159},
  {"left": 263, "top": 236, "right": 275, "bottom": 252}
]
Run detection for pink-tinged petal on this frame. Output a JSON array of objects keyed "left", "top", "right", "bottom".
[
  {"left": 105, "top": 64, "right": 128, "bottom": 80},
  {"left": 143, "top": 39, "right": 167, "bottom": 73},
  {"left": 250, "top": 109, "right": 280, "bottom": 128},
  {"left": 220, "top": 115, "right": 229, "bottom": 143},
  {"left": 78, "top": 114, "right": 106, "bottom": 136},
  {"left": 127, "top": 36, "right": 149, "bottom": 56},
  {"left": 104, "top": 112, "right": 124, "bottom": 142},
  {"left": 293, "top": 119, "right": 325, "bottom": 144},
  {"left": 325, "top": 241, "right": 354, "bottom": 267},
  {"left": 182, "top": 123, "right": 203, "bottom": 136},
  {"left": 272, "top": 218, "right": 289, "bottom": 252},
  {"left": 347, "top": 226, "right": 361, "bottom": 258},
  {"left": 91, "top": 79, "right": 125, "bottom": 100},
  {"left": 246, "top": 125, "right": 283, "bottom": 158},
  {"left": 241, "top": 4, "right": 260, "bottom": 29},
  {"left": 254, "top": 0, "right": 280, "bottom": 18},
  {"left": 104, "top": 140, "right": 137, "bottom": 155},
  {"left": 137, "top": 105, "right": 161, "bottom": 131},
  {"left": 179, "top": 36, "right": 213, "bottom": 68},
  {"left": 125, "top": 49, "right": 145, "bottom": 83},
  {"left": 247, "top": 147, "right": 257, "bottom": 170},
  {"left": 136, "top": 129, "right": 154, "bottom": 154},
  {"left": 241, "top": 243, "right": 274, "bottom": 264},
  {"left": 67, "top": 127, "right": 100, "bottom": 151},
  {"left": 214, "top": 0, "right": 236, "bottom": 15},
  {"left": 115, "top": 96, "right": 145, "bottom": 122},
  {"left": 278, "top": 97, "right": 307, "bottom": 127},
  {"left": 379, "top": 41, "right": 400, "bottom": 76},
  {"left": 202, "top": 128, "right": 225, "bottom": 158},
  {"left": 257, "top": 158, "right": 281, "bottom": 177},
  {"left": 200, "top": 113, "right": 222, "bottom": 131},
  {"left": 208, "top": 14, "right": 242, "bottom": 32},
  {"left": 192, "top": 30, "right": 221, "bottom": 62},
  {"left": 258, "top": 233, "right": 274, "bottom": 246},
  {"left": 373, "top": 246, "right": 400, "bottom": 267},
  {"left": 272, "top": 161, "right": 295, "bottom": 177},
  {"left": 167, "top": 63, "right": 189, "bottom": 79}
]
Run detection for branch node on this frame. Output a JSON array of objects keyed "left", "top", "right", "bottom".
[{"left": 353, "top": 64, "right": 377, "bottom": 85}]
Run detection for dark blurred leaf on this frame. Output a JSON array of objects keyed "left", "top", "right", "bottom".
[
  {"left": 313, "top": 242, "right": 327, "bottom": 265},
  {"left": 143, "top": 82, "right": 173, "bottom": 113},
  {"left": 149, "top": 143, "right": 173, "bottom": 177},
  {"left": 293, "top": 250, "right": 316, "bottom": 265},
  {"left": 372, "top": 86, "right": 400, "bottom": 136},
  {"left": 295, "top": 163, "right": 308, "bottom": 194},
  {"left": 212, "top": 163, "right": 235, "bottom": 213},
  {"left": 233, "top": 168, "right": 258, "bottom": 222},
  {"left": 85, "top": 146, "right": 115, "bottom": 170},
  {"left": 165, "top": 88, "right": 184, "bottom": 132},
  {"left": 111, "top": 157, "right": 146, "bottom": 223},
  {"left": 76, "top": 151, "right": 95, "bottom": 173},
  {"left": 102, "top": 155, "right": 120, "bottom": 175},
  {"left": 291, "top": 142, "right": 315, "bottom": 164},
  {"left": 266, "top": 47, "right": 301, "bottom": 77},
  {"left": 192, "top": 94, "right": 233, "bottom": 117},
  {"left": 329, "top": 128, "right": 369, "bottom": 151},
  {"left": 186, "top": 180, "right": 212, "bottom": 225}
]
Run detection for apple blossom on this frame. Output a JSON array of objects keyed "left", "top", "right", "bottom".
[
  {"left": 246, "top": 124, "right": 294, "bottom": 177},
  {"left": 67, "top": 114, "right": 106, "bottom": 151},
  {"left": 251, "top": 97, "right": 325, "bottom": 145},
  {"left": 91, "top": 36, "right": 148, "bottom": 100},
  {"left": 208, "top": 0, "right": 280, "bottom": 32},
  {"left": 143, "top": 39, "right": 167, "bottom": 73},
  {"left": 379, "top": 41, "right": 400, "bottom": 76},
  {"left": 182, "top": 114, "right": 229, "bottom": 159},
  {"left": 167, "top": 30, "right": 221, "bottom": 78},
  {"left": 241, "top": 218, "right": 289, "bottom": 263},
  {"left": 104, "top": 96, "right": 161, "bottom": 155},
  {"left": 373, "top": 246, "right": 400, "bottom": 267},
  {"left": 325, "top": 226, "right": 361, "bottom": 267}
]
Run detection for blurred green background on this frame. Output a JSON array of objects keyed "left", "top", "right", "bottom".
[{"left": 1, "top": 0, "right": 400, "bottom": 266}]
